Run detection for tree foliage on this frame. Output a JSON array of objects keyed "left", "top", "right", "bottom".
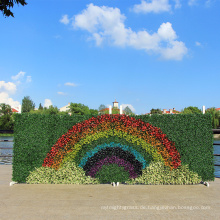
[
  {"left": 0, "top": 0, "right": 27, "bottom": 17},
  {"left": 100, "top": 107, "right": 120, "bottom": 115},
  {"left": 124, "top": 106, "right": 134, "bottom": 115},
  {"left": 98, "top": 104, "right": 106, "bottom": 111},
  {"left": 44, "top": 106, "right": 59, "bottom": 115},
  {"left": 0, "top": 103, "right": 12, "bottom": 116},
  {"left": 89, "top": 109, "right": 98, "bottom": 115},
  {"left": 38, "top": 103, "right": 43, "bottom": 110},
  {"left": 182, "top": 106, "right": 202, "bottom": 114},
  {"left": 30, "top": 105, "right": 68, "bottom": 115},
  {"left": 206, "top": 107, "right": 220, "bottom": 129},
  {"left": 21, "top": 96, "right": 35, "bottom": 113},
  {"left": 150, "top": 108, "right": 162, "bottom": 115},
  {"left": 0, "top": 103, "right": 14, "bottom": 130},
  {"left": 68, "top": 103, "right": 90, "bottom": 115}
]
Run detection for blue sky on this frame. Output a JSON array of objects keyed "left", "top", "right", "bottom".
[{"left": 0, "top": 0, "right": 219, "bottom": 114}]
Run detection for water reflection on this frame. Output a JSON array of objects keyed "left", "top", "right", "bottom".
[
  {"left": 214, "top": 139, "right": 220, "bottom": 178},
  {"left": 0, "top": 136, "right": 13, "bottom": 164}
]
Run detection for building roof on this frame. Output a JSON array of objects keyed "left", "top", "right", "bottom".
[
  {"left": 99, "top": 108, "right": 121, "bottom": 112},
  {"left": 165, "top": 110, "right": 180, "bottom": 114},
  {"left": 59, "top": 103, "right": 70, "bottom": 112},
  {"left": 99, "top": 108, "right": 110, "bottom": 112},
  {"left": 145, "top": 108, "right": 180, "bottom": 115},
  {"left": 12, "top": 108, "right": 19, "bottom": 113}
]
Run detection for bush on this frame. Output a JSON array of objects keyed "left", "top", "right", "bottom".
[
  {"left": 126, "top": 162, "right": 202, "bottom": 185},
  {"left": 95, "top": 164, "right": 130, "bottom": 183},
  {"left": 26, "top": 161, "right": 99, "bottom": 184}
]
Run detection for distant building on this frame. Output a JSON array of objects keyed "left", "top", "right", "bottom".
[
  {"left": 113, "top": 100, "right": 119, "bottom": 108},
  {"left": 145, "top": 108, "right": 180, "bottom": 115},
  {"left": 59, "top": 103, "right": 70, "bottom": 112},
  {"left": 162, "top": 108, "right": 180, "bottom": 114},
  {"left": 12, "top": 108, "right": 19, "bottom": 113},
  {"left": 0, "top": 104, "right": 21, "bottom": 114},
  {"left": 99, "top": 100, "right": 123, "bottom": 114}
]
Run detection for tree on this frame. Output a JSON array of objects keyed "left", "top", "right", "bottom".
[
  {"left": 0, "top": 0, "right": 27, "bottom": 17},
  {"left": 206, "top": 107, "right": 220, "bottom": 129},
  {"left": 0, "top": 103, "right": 12, "bottom": 116},
  {"left": 68, "top": 103, "right": 90, "bottom": 115},
  {"left": 21, "top": 96, "right": 35, "bottom": 113},
  {"left": 150, "top": 108, "right": 162, "bottom": 115},
  {"left": 0, "top": 103, "right": 14, "bottom": 130},
  {"left": 38, "top": 103, "right": 43, "bottom": 110},
  {"left": 100, "top": 106, "right": 121, "bottom": 115},
  {"left": 124, "top": 106, "right": 134, "bottom": 115},
  {"left": 58, "top": 111, "right": 69, "bottom": 116},
  {"left": 46, "top": 105, "right": 59, "bottom": 115},
  {"left": 181, "top": 106, "right": 202, "bottom": 114},
  {"left": 30, "top": 105, "right": 68, "bottom": 115},
  {"left": 98, "top": 104, "right": 106, "bottom": 111},
  {"left": 89, "top": 109, "right": 98, "bottom": 115},
  {"left": 112, "top": 107, "right": 120, "bottom": 114}
]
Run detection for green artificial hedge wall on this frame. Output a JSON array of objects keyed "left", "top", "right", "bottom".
[
  {"left": 12, "top": 113, "right": 214, "bottom": 183},
  {"left": 136, "top": 114, "right": 214, "bottom": 181}
]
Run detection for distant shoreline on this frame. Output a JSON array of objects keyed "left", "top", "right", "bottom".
[
  {"left": 1, "top": 133, "right": 220, "bottom": 140},
  {"left": 214, "top": 134, "right": 220, "bottom": 140},
  {"left": 0, "top": 134, "right": 13, "bottom": 137}
]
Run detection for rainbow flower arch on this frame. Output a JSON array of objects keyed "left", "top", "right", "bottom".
[{"left": 43, "top": 114, "right": 181, "bottom": 179}]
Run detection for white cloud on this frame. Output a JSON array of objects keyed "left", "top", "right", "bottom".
[
  {"left": 195, "top": 41, "right": 202, "bottom": 46},
  {"left": 60, "top": 15, "right": 70, "bottom": 25},
  {"left": 57, "top": 92, "right": 66, "bottom": 95},
  {"left": 0, "top": 81, "right": 17, "bottom": 94},
  {"left": 74, "top": 4, "right": 129, "bottom": 47},
  {"left": 65, "top": 82, "right": 77, "bottom": 87},
  {"left": 54, "top": 35, "right": 62, "bottom": 39},
  {"left": 205, "top": 0, "right": 213, "bottom": 7},
  {"left": 159, "top": 41, "right": 188, "bottom": 60},
  {"left": 0, "top": 92, "right": 20, "bottom": 108},
  {"left": 121, "top": 104, "right": 136, "bottom": 113},
  {"left": 188, "top": 0, "right": 214, "bottom": 7},
  {"left": 93, "top": 33, "right": 104, "bottom": 46},
  {"left": 11, "top": 71, "right": 32, "bottom": 85},
  {"left": 133, "top": 0, "right": 171, "bottom": 14},
  {"left": 11, "top": 71, "right": 25, "bottom": 81},
  {"left": 26, "top": 76, "right": 32, "bottom": 83},
  {"left": 0, "top": 72, "right": 31, "bottom": 110},
  {"left": 188, "top": 0, "right": 197, "bottom": 6},
  {"left": 0, "top": 80, "right": 20, "bottom": 109},
  {"left": 173, "top": 0, "right": 181, "bottom": 9},
  {"left": 70, "top": 4, "right": 187, "bottom": 60},
  {"left": 44, "top": 99, "right": 53, "bottom": 108},
  {"left": 157, "top": 22, "right": 177, "bottom": 41}
]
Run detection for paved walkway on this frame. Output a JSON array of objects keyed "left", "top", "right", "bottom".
[{"left": 0, "top": 165, "right": 220, "bottom": 220}]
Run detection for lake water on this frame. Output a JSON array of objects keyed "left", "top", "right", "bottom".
[
  {"left": 0, "top": 136, "right": 220, "bottom": 178},
  {"left": 214, "top": 139, "right": 220, "bottom": 178},
  {"left": 0, "top": 136, "right": 13, "bottom": 164}
]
